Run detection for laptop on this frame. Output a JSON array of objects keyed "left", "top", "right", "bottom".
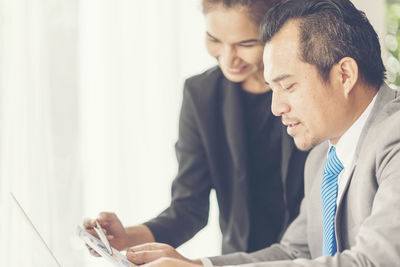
[{"left": 10, "top": 192, "right": 135, "bottom": 267}]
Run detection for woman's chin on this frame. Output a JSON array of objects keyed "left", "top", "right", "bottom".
[{"left": 221, "top": 71, "right": 247, "bottom": 83}]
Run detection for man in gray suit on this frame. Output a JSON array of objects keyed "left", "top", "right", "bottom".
[{"left": 124, "top": 0, "right": 400, "bottom": 266}]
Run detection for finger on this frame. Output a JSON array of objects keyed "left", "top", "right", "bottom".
[
  {"left": 97, "top": 212, "right": 116, "bottom": 225},
  {"left": 127, "top": 242, "right": 170, "bottom": 253},
  {"left": 89, "top": 248, "right": 101, "bottom": 257},
  {"left": 85, "top": 228, "right": 98, "bottom": 238},
  {"left": 86, "top": 244, "right": 101, "bottom": 257},
  {"left": 126, "top": 249, "right": 167, "bottom": 264},
  {"left": 83, "top": 218, "right": 96, "bottom": 229},
  {"left": 142, "top": 257, "right": 171, "bottom": 267}
]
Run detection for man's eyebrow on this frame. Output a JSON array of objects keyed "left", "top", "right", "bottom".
[
  {"left": 264, "top": 74, "right": 292, "bottom": 85},
  {"left": 206, "top": 32, "right": 259, "bottom": 45}
]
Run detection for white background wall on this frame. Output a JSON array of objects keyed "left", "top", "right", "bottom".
[
  {"left": 352, "top": 0, "right": 386, "bottom": 52},
  {"left": 0, "top": 1, "right": 218, "bottom": 267}
]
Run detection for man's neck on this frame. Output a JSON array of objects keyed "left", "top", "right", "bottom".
[{"left": 330, "top": 83, "right": 378, "bottom": 145}]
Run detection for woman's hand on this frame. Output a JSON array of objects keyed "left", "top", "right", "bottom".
[
  {"left": 83, "top": 212, "right": 128, "bottom": 255},
  {"left": 126, "top": 243, "right": 201, "bottom": 265}
]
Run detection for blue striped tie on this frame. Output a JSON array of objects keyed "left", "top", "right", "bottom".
[{"left": 322, "top": 146, "right": 343, "bottom": 256}]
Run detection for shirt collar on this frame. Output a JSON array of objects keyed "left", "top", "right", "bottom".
[{"left": 329, "top": 94, "right": 377, "bottom": 169}]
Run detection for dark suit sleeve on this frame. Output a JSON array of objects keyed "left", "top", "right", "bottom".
[{"left": 143, "top": 79, "right": 212, "bottom": 248}]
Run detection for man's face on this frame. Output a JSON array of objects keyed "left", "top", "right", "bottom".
[{"left": 263, "top": 21, "right": 347, "bottom": 151}]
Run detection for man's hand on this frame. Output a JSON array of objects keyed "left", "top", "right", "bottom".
[
  {"left": 142, "top": 257, "right": 207, "bottom": 267},
  {"left": 126, "top": 243, "right": 201, "bottom": 265},
  {"left": 83, "top": 212, "right": 128, "bottom": 256}
]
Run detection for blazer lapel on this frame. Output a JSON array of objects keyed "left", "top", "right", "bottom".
[
  {"left": 281, "top": 127, "right": 294, "bottom": 186},
  {"left": 221, "top": 80, "right": 248, "bottom": 176},
  {"left": 221, "top": 79, "right": 250, "bottom": 251},
  {"left": 279, "top": 128, "right": 294, "bottom": 229}
]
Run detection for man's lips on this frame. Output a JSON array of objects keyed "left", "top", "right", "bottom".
[
  {"left": 283, "top": 120, "right": 301, "bottom": 136},
  {"left": 282, "top": 120, "right": 300, "bottom": 127}
]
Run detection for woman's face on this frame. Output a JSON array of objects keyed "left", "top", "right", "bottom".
[{"left": 205, "top": 6, "right": 264, "bottom": 83}]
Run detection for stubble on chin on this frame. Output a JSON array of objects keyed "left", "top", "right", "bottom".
[{"left": 294, "top": 133, "right": 322, "bottom": 152}]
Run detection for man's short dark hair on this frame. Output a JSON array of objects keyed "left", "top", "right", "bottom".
[{"left": 260, "top": 0, "right": 386, "bottom": 87}]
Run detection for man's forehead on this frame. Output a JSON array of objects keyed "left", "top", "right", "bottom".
[
  {"left": 266, "top": 20, "right": 300, "bottom": 52},
  {"left": 263, "top": 20, "right": 302, "bottom": 80}
]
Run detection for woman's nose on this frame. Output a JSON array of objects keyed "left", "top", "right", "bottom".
[{"left": 221, "top": 45, "right": 239, "bottom": 67}]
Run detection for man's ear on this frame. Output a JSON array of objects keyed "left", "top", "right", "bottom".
[{"left": 335, "top": 57, "right": 359, "bottom": 97}]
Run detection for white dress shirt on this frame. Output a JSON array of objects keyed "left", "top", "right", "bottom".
[{"left": 332, "top": 94, "right": 376, "bottom": 204}]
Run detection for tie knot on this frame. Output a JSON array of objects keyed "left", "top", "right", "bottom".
[{"left": 324, "top": 146, "right": 344, "bottom": 177}]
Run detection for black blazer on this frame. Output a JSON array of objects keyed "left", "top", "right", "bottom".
[{"left": 144, "top": 66, "right": 308, "bottom": 254}]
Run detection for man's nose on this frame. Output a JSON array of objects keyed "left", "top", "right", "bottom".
[{"left": 271, "top": 91, "right": 290, "bottom": 117}]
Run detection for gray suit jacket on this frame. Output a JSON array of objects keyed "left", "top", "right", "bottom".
[{"left": 210, "top": 84, "right": 400, "bottom": 266}]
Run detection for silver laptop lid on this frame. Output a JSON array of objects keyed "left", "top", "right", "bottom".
[{"left": 9, "top": 192, "right": 62, "bottom": 267}]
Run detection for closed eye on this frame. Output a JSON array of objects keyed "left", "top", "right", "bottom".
[
  {"left": 285, "top": 83, "right": 296, "bottom": 90},
  {"left": 238, "top": 40, "right": 259, "bottom": 48},
  {"left": 238, "top": 42, "right": 258, "bottom": 48},
  {"left": 207, "top": 36, "right": 219, "bottom": 43},
  {"left": 206, "top": 32, "right": 220, "bottom": 43}
]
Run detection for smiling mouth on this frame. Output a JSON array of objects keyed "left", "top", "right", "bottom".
[
  {"left": 282, "top": 120, "right": 300, "bottom": 127},
  {"left": 226, "top": 65, "right": 248, "bottom": 75},
  {"left": 283, "top": 121, "right": 301, "bottom": 136},
  {"left": 287, "top": 122, "right": 300, "bottom": 128}
]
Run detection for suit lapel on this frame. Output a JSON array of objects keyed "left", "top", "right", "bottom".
[{"left": 336, "top": 84, "right": 398, "bottom": 226}]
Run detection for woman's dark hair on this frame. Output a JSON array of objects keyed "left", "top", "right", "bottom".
[
  {"left": 260, "top": 0, "right": 386, "bottom": 87},
  {"left": 202, "top": 0, "right": 282, "bottom": 25}
]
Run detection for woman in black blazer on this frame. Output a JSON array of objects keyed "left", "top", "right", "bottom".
[{"left": 84, "top": 0, "right": 308, "bottom": 255}]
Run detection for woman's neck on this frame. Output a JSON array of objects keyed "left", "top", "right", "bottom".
[{"left": 241, "top": 72, "right": 271, "bottom": 94}]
